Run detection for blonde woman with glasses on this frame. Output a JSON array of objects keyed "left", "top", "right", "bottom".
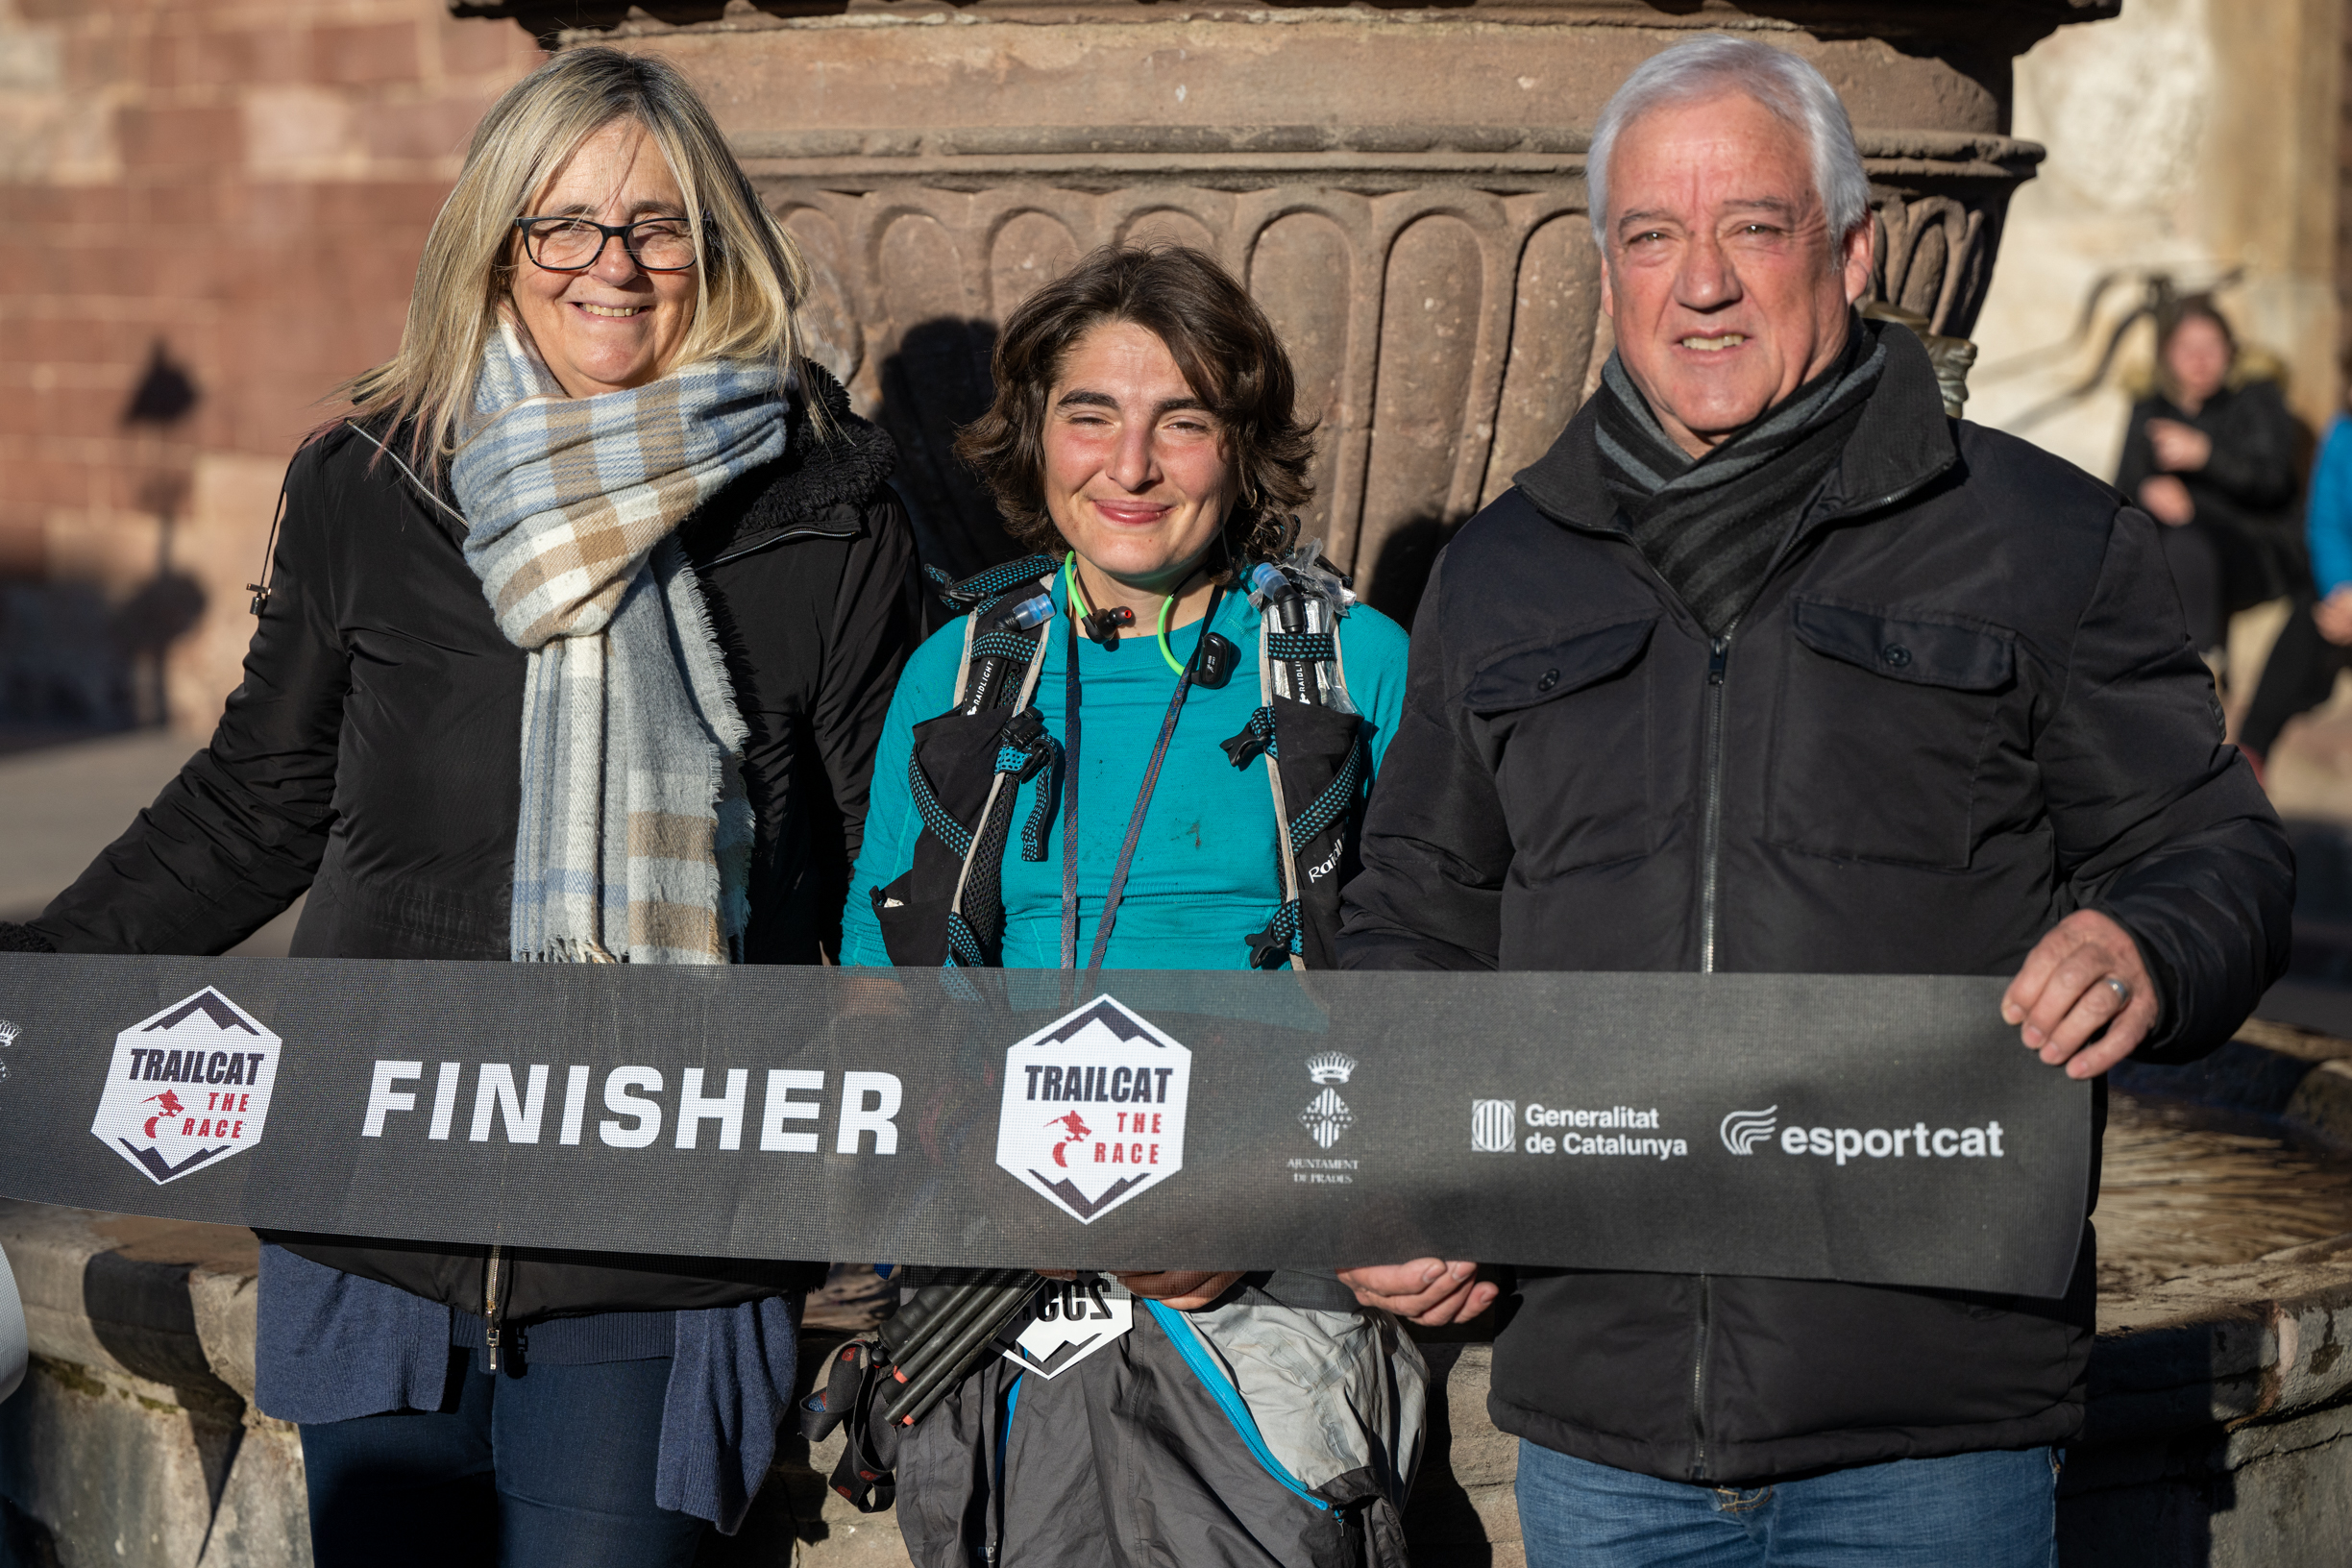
[{"left": 1, "top": 47, "right": 915, "bottom": 1565}]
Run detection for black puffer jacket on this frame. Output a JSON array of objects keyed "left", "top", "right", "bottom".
[
  {"left": 1338, "top": 326, "right": 2291, "bottom": 1482},
  {"left": 31, "top": 366, "right": 917, "bottom": 1315},
  {"left": 2115, "top": 378, "right": 2309, "bottom": 609}
]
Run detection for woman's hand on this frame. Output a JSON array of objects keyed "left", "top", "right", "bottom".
[
  {"left": 2315, "top": 587, "right": 2352, "bottom": 647},
  {"left": 1337, "top": 1260, "right": 1498, "bottom": 1326},
  {"left": 2147, "top": 417, "right": 2213, "bottom": 473},
  {"left": 2138, "top": 475, "right": 2196, "bottom": 527}
]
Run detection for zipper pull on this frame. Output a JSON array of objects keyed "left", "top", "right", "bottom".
[
  {"left": 1707, "top": 636, "right": 1730, "bottom": 685},
  {"left": 485, "top": 1244, "right": 504, "bottom": 1374}
]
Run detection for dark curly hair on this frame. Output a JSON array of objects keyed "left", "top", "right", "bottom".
[{"left": 954, "top": 244, "right": 1316, "bottom": 570}]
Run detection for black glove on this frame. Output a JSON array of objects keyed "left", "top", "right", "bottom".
[{"left": 0, "top": 922, "right": 55, "bottom": 954}]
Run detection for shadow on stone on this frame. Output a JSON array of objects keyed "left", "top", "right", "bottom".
[
  {"left": 80, "top": 1249, "right": 247, "bottom": 1548},
  {"left": 1361, "top": 510, "right": 1461, "bottom": 631},
  {"left": 0, "top": 1494, "right": 61, "bottom": 1568},
  {"left": 875, "top": 316, "right": 1017, "bottom": 589}
]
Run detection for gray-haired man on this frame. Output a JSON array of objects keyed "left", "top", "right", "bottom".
[{"left": 1335, "top": 34, "right": 2289, "bottom": 1568}]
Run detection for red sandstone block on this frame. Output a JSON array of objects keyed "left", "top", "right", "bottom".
[
  {"left": 183, "top": 27, "right": 309, "bottom": 90},
  {"left": 7, "top": 184, "right": 126, "bottom": 228},
  {"left": 140, "top": 181, "right": 233, "bottom": 227},
  {"left": 117, "top": 106, "right": 242, "bottom": 172},
  {"left": 2, "top": 455, "right": 101, "bottom": 510},
  {"left": 257, "top": 178, "right": 449, "bottom": 230},
  {"left": 64, "top": 28, "right": 135, "bottom": 95},
  {"left": 311, "top": 22, "right": 423, "bottom": 87},
  {"left": 6, "top": 318, "right": 140, "bottom": 368},
  {"left": 363, "top": 97, "right": 483, "bottom": 163},
  {"left": 437, "top": 13, "right": 532, "bottom": 78}
]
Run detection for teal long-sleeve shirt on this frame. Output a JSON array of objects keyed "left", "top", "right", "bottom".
[{"left": 840, "top": 581, "right": 1410, "bottom": 970}]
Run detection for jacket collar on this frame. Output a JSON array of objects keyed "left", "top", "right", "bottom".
[
  {"left": 1512, "top": 317, "right": 1957, "bottom": 538},
  {"left": 720, "top": 361, "right": 898, "bottom": 553}
]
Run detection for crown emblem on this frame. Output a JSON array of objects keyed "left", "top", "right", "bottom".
[
  {"left": 0, "top": 1019, "right": 18, "bottom": 1048},
  {"left": 1306, "top": 1051, "right": 1356, "bottom": 1085}
]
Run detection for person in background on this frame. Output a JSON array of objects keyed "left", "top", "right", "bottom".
[
  {"left": 841, "top": 244, "right": 1426, "bottom": 1568},
  {"left": 0, "top": 47, "right": 914, "bottom": 1565},
  {"left": 2115, "top": 296, "right": 2307, "bottom": 668},
  {"left": 2238, "top": 383, "right": 2352, "bottom": 775}
]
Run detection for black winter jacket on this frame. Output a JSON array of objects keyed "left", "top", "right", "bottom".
[
  {"left": 1337, "top": 325, "right": 2291, "bottom": 1482},
  {"left": 2115, "top": 378, "right": 2309, "bottom": 609},
  {"left": 33, "top": 368, "right": 917, "bottom": 1314}
]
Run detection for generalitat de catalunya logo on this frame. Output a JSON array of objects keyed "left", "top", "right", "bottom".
[
  {"left": 89, "top": 988, "right": 280, "bottom": 1185},
  {"left": 995, "top": 994, "right": 1189, "bottom": 1224}
]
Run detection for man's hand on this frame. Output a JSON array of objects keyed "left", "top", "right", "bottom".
[
  {"left": 1337, "top": 1260, "right": 1498, "bottom": 1326},
  {"left": 2138, "top": 474, "right": 2196, "bottom": 527},
  {"left": 2000, "top": 909, "right": 2160, "bottom": 1078},
  {"left": 2315, "top": 586, "right": 2352, "bottom": 647},
  {"left": 2147, "top": 417, "right": 2214, "bottom": 474}
]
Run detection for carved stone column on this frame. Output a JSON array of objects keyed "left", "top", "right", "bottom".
[{"left": 461, "top": 1, "right": 2114, "bottom": 613}]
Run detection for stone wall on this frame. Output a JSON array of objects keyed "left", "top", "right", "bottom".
[{"left": 0, "top": 0, "right": 541, "bottom": 736}]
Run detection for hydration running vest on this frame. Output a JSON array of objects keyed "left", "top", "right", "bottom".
[{"left": 869, "top": 551, "right": 1369, "bottom": 971}]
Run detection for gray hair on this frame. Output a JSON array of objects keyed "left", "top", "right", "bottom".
[{"left": 1587, "top": 35, "right": 1872, "bottom": 253}]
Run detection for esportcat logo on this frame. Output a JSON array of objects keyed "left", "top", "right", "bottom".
[
  {"left": 1720, "top": 1106, "right": 1777, "bottom": 1155},
  {"left": 1776, "top": 1119, "right": 2008, "bottom": 1165}
]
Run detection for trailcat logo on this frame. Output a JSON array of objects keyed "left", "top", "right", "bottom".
[
  {"left": 996, "top": 995, "right": 1189, "bottom": 1224},
  {"left": 90, "top": 988, "right": 280, "bottom": 1185}
]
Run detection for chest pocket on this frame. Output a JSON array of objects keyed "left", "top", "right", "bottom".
[
  {"left": 1767, "top": 597, "right": 2016, "bottom": 870},
  {"left": 1467, "top": 615, "right": 1656, "bottom": 875}
]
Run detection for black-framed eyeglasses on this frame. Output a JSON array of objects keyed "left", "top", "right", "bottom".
[{"left": 513, "top": 215, "right": 698, "bottom": 274}]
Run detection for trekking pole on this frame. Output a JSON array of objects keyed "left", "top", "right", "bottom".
[
  {"left": 888, "top": 1274, "right": 1044, "bottom": 1426},
  {"left": 885, "top": 1269, "right": 1030, "bottom": 1388}
]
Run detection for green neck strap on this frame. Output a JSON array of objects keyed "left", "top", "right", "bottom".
[{"left": 1064, "top": 555, "right": 1195, "bottom": 677}]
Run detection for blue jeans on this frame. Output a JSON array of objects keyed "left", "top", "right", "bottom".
[
  {"left": 1515, "top": 1441, "right": 2059, "bottom": 1568},
  {"left": 299, "top": 1351, "right": 705, "bottom": 1568}
]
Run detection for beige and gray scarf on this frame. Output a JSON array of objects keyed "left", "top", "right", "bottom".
[{"left": 453, "top": 319, "right": 786, "bottom": 964}]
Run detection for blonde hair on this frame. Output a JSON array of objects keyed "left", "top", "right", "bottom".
[{"left": 343, "top": 46, "right": 814, "bottom": 467}]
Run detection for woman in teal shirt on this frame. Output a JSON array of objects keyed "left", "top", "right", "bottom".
[
  {"left": 840, "top": 554, "right": 1409, "bottom": 969},
  {"left": 841, "top": 246, "right": 1426, "bottom": 1568}
]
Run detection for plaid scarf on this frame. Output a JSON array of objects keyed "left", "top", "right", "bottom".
[
  {"left": 1594, "top": 319, "right": 1885, "bottom": 636},
  {"left": 453, "top": 319, "right": 785, "bottom": 964}
]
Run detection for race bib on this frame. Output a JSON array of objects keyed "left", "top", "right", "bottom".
[{"left": 1003, "top": 1272, "right": 1133, "bottom": 1378}]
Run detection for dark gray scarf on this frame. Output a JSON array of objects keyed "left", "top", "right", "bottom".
[{"left": 1594, "top": 318, "right": 1885, "bottom": 636}]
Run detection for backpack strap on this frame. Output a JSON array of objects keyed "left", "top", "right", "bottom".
[
  {"left": 1224, "top": 561, "right": 1368, "bottom": 971},
  {"left": 872, "top": 559, "right": 1059, "bottom": 968}
]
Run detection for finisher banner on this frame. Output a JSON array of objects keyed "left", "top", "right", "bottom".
[{"left": 0, "top": 957, "right": 2088, "bottom": 1299}]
